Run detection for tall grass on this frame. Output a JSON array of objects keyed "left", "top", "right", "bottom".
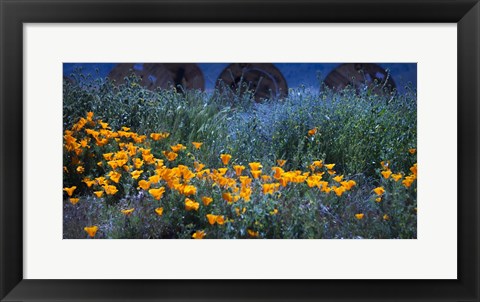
[
  {"left": 64, "top": 74, "right": 416, "bottom": 177},
  {"left": 63, "top": 72, "right": 417, "bottom": 239}
]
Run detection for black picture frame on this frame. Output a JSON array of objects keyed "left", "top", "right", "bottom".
[{"left": 1, "top": 0, "right": 479, "bottom": 301}]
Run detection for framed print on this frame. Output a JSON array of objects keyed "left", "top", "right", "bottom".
[{"left": 1, "top": 0, "right": 479, "bottom": 301}]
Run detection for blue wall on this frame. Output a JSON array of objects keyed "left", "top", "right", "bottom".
[{"left": 64, "top": 63, "right": 416, "bottom": 93}]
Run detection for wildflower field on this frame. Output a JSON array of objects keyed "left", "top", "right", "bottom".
[{"left": 63, "top": 73, "right": 417, "bottom": 239}]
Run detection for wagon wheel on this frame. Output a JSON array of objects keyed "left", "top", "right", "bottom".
[
  {"left": 108, "top": 63, "right": 173, "bottom": 90},
  {"left": 162, "top": 63, "right": 205, "bottom": 91},
  {"left": 323, "top": 63, "right": 396, "bottom": 95},
  {"left": 108, "top": 63, "right": 205, "bottom": 91},
  {"left": 215, "top": 63, "right": 288, "bottom": 102}
]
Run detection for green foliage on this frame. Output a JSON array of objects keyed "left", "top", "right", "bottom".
[{"left": 63, "top": 73, "right": 417, "bottom": 239}]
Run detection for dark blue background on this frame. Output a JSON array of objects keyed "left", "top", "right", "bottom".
[{"left": 64, "top": 63, "right": 417, "bottom": 93}]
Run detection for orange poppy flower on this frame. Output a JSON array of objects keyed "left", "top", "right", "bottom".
[
  {"left": 373, "top": 187, "right": 385, "bottom": 196},
  {"left": 84, "top": 226, "right": 99, "bottom": 238},
  {"left": 307, "top": 127, "right": 318, "bottom": 136},
  {"left": 206, "top": 214, "right": 217, "bottom": 225},
  {"left": 108, "top": 171, "right": 122, "bottom": 183},
  {"left": 381, "top": 170, "right": 392, "bottom": 179},
  {"left": 138, "top": 180, "right": 151, "bottom": 190},
  {"left": 234, "top": 165, "right": 245, "bottom": 176},
  {"left": 251, "top": 170, "right": 262, "bottom": 179},
  {"left": 103, "top": 153, "right": 114, "bottom": 161},
  {"left": 130, "top": 170, "right": 143, "bottom": 179},
  {"left": 155, "top": 207, "right": 164, "bottom": 216},
  {"left": 341, "top": 180, "right": 356, "bottom": 190},
  {"left": 103, "top": 184, "right": 118, "bottom": 195},
  {"left": 150, "top": 133, "right": 162, "bottom": 141},
  {"left": 202, "top": 196, "right": 213, "bottom": 206},
  {"left": 192, "top": 142, "right": 203, "bottom": 149},
  {"left": 192, "top": 230, "right": 206, "bottom": 239},
  {"left": 121, "top": 208, "right": 135, "bottom": 215},
  {"left": 391, "top": 173, "right": 403, "bottom": 182},
  {"left": 333, "top": 175, "right": 344, "bottom": 182},
  {"left": 162, "top": 151, "right": 178, "bottom": 161},
  {"left": 182, "top": 185, "right": 197, "bottom": 196},
  {"left": 149, "top": 174, "right": 161, "bottom": 184},
  {"left": 185, "top": 198, "right": 200, "bottom": 211},
  {"left": 170, "top": 144, "right": 186, "bottom": 153},
  {"left": 249, "top": 162, "right": 262, "bottom": 171},
  {"left": 332, "top": 186, "right": 346, "bottom": 197},
  {"left": 149, "top": 187, "right": 166, "bottom": 200},
  {"left": 324, "top": 164, "right": 335, "bottom": 170},
  {"left": 82, "top": 178, "right": 96, "bottom": 188},
  {"left": 222, "top": 192, "right": 233, "bottom": 203},
  {"left": 63, "top": 186, "right": 77, "bottom": 197},
  {"left": 220, "top": 154, "right": 232, "bottom": 165},
  {"left": 133, "top": 158, "right": 144, "bottom": 169},
  {"left": 216, "top": 215, "right": 225, "bottom": 225}
]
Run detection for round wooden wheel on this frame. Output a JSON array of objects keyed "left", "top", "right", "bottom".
[
  {"left": 108, "top": 63, "right": 173, "bottom": 90},
  {"left": 323, "top": 63, "right": 396, "bottom": 94},
  {"left": 108, "top": 63, "right": 205, "bottom": 91},
  {"left": 162, "top": 63, "right": 205, "bottom": 91},
  {"left": 215, "top": 63, "right": 288, "bottom": 102}
]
